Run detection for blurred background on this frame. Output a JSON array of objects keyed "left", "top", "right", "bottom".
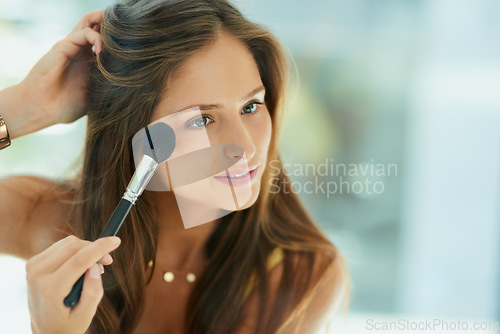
[{"left": 0, "top": 0, "right": 499, "bottom": 333}]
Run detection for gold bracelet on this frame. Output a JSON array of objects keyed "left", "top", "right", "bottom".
[{"left": 0, "top": 114, "right": 11, "bottom": 150}]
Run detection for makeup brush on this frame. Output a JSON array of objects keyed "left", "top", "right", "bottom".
[{"left": 63, "top": 122, "right": 176, "bottom": 308}]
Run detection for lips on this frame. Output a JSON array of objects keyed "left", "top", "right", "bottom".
[{"left": 213, "top": 165, "right": 259, "bottom": 187}]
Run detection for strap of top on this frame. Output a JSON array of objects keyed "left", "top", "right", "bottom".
[{"left": 242, "top": 247, "right": 284, "bottom": 301}]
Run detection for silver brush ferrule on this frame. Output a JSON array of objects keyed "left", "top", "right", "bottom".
[{"left": 123, "top": 155, "right": 158, "bottom": 204}]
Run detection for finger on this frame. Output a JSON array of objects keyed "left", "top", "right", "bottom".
[
  {"left": 31, "top": 241, "right": 111, "bottom": 277},
  {"left": 55, "top": 237, "right": 121, "bottom": 292},
  {"left": 59, "top": 27, "right": 104, "bottom": 57},
  {"left": 101, "top": 253, "right": 113, "bottom": 266},
  {"left": 28, "top": 235, "right": 78, "bottom": 263},
  {"left": 70, "top": 264, "right": 104, "bottom": 321},
  {"left": 70, "top": 10, "right": 104, "bottom": 34},
  {"left": 26, "top": 236, "right": 90, "bottom": 275}
]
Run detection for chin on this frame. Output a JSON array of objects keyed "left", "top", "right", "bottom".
[
  {"left": 216, "top": 185, "right": 260, "bottom": 212},
  {"left": 235, "top": 194, "right": 259, "bottom": 211}
]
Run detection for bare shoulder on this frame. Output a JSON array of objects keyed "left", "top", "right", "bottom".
[
  {"left": 0, "top": 176, "right": 78, "bottom": 259},
  {"left": 236, "top": 248, "right": 349, "bottom": 333},
  {"left": 281, "top": 249, "right": 349, "bottom": 332}
]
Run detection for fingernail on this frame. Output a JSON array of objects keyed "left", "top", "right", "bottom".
[
  {"left": 100, "top": 264, "right": 105, "bottom": 274},
  {"left": 105, "top": 253, "right": 113, "bottom": 264},
  {"left": 89, "top": 265, "right": 100, "bottom": 279}
]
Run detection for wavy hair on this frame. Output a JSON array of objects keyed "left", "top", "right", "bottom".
[{"left": 77, "top": 0, "right": 347, "bottom": 332}]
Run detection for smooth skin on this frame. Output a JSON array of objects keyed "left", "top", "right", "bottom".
[
  {"left": 0, "top": 10, "right": 104, "bottom": 138},
  {"left": 27, "top": 236, "right": 120, "bottom": 334},
  {"left": 0, "top": 11, "right": 120, "bottom": 334},
  {"left": 0, "top": 10, "right": 347, "bottom": 334}
]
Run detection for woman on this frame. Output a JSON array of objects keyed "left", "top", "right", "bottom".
[{"left": 0, "top": 0, "right": 349, "bottom": 333}]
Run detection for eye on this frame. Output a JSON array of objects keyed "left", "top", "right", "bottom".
[
  {"left": 187, "top": 115, "right": 214, "bottom": 128},
  {"left": 242, "top": 102, "right": 263, "bottom": 114}
]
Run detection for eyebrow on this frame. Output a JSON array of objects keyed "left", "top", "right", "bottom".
[{"left": 176, "top": 85, "right": 265, "bottom": 112}]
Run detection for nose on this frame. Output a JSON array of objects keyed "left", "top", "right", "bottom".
[{"left": 221, "top": 116, "right": 256, "bottom": 161}]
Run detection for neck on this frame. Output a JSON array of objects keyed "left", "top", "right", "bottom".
[{"left": 144, "top": 190, "right": 220, "bottom": 270}]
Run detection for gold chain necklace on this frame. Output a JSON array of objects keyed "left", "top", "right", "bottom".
[{"left": 148, "top": 260, "right": 197, "bottom": 283}]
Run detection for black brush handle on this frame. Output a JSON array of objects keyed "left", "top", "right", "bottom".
[
  {"left": 63, "top": 198, "right": 133, "bottom": 308},
  {"left": 97, "top": 198, "right": 133, "bottom": 238}
]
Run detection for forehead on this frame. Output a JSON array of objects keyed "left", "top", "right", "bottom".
[{"left": 154, "top": 30, "right": 263, "bottom": 117}]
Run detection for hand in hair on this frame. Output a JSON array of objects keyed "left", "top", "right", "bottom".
[
  {"left": 0, "top": 10, "right": 104, "bottom": 139},
  {"left": 26, "top": 235, "right": 120, "bottom": 334}
]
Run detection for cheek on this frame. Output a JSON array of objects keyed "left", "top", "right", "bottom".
[{"left": 255, "top": 109, "right": 272, "bottom": 153}]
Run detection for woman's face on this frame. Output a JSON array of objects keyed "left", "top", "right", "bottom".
[{"left": 149, "top": 30, "right": 272, "bottom": 227}]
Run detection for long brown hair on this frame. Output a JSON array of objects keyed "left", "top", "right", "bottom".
[{"left": 78, "top": 0, "right": 347, "bottom": 332}]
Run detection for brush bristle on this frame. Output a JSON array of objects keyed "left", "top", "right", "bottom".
[{"left": 141, "top": 123, "right": 176, "bottom": 164}]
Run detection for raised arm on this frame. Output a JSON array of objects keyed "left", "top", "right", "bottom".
[
  {"left": 0, "top": 10, "right": 105, "bottom": 258},
  {"left": 0, "top": 12, "right": 123, "bottom": 333},
  {"left": 0, "top": 10, "right": 104, "bottom": 139}
]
